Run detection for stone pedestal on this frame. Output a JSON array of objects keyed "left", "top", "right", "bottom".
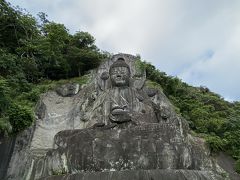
[
  {"left": 28, "top": 123, "right": 220, "bottom": 179},
  {"left": 40, "top": 169, "right": 222, "bottom": 180}
]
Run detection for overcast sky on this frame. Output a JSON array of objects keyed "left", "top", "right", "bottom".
[{"left": 9, "top": 0, "right": 240, "bottom": 101}]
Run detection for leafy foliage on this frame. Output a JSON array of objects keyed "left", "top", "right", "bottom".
[
  {"left": 0, "top": 1, "right": 106, "bottom": 134},
  {"left": 236, "top": 159, "right": 240, "bottom": 174},
  {"left": 0, "top": 117, "right": 11, "bottom": 136},
  {"left": 205, "top": 135, "right": 226, "bottom": 153},
  {"left": 142, "top": 60, "right": 240, "bottom": 168},
  {"left": 8, "top": 103, "right": 33, "bottom": 133},
  {"left": 0, "top": 77, "right": 11, "bottom": 115}
]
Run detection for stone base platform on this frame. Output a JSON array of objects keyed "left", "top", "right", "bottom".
[
  {"left": 40, "top": 169, "right": 222, "bottom": 180},
  {"left": 44, "top": 123, "right": 207, "bottom": 173}
]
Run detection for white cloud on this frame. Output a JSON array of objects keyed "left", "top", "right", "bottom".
[{"left": 9, "top": 0, "right": 240, "bottom": 100}]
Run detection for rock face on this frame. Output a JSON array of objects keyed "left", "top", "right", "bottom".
[
  {"left": 45, "top": 124, "right": 208, "bottom": 172},
  {"left": 39, "top": 170, "right": 220, "bottom": 180},
  {"left": 55, "top": 83, "right": 80, "bottom": 97},
  {"left": 3, "top": 54, "right": 227, "bottom": 180},
  {"left": 0, "top": 136, "right": 16, "bottom": 180}
]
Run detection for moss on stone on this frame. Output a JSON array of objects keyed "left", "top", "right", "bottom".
[{"left": 145, "top": 80, "right": 163, "bottom": 91}]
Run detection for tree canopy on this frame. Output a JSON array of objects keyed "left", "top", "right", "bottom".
[{"left": 0, "top": 0, "right": 107, "bottom": 135}]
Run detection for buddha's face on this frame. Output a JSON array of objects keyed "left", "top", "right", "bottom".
[{"left": 110, "top": 66, "right": 130, "bottom": 87}]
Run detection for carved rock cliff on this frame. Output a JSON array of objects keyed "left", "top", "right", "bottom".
[{"left": 2, "top": 54, "right": 228, "bottom": 180}]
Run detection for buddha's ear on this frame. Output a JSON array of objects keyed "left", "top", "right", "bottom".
[
  {"left": 132, "top": 63, "right": 146, "bottom": 90},
  {"left": 133, "top": 74, "right": 146, "bottom": 90}
]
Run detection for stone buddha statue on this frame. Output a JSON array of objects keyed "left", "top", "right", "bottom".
[
  {"left": 109, "top": 58, "right": 132, "bottom": 123},
  {"left": 106, "top": 57, "right": 159, "bottom": 126},
  {"left": 81, "top": 54, "right": 159, "bottom": 128}
]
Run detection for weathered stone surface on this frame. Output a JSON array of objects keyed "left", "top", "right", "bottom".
[
  {"left": 6, "top": 126, "right": 35, "bottom": 180},
  {"left": 40, "top": 170, "right": 222, "bottom": 180},
  {"left": 0, "top": 136, "right": 16, "bottom": 180},
  {"left": 217, "top": 152, "right": 240, "bottom": 180},
  {"left": 56, "top": 83, "right": 80, "bottom": 97},
  {"left": 3, "top": 53, "right": 229, "bottom": 180},
  {"left": 31, "top": 91, "right": 82, "bottom": 150},
  {"left": 37, "top": 123, "right": 214, "bottom": 177},
  {"left": 146, "top": 88, "right": 158, "bottom": 97}
]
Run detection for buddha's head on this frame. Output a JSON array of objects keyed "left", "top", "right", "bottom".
[{"left": 109, "top": 58, "right": 130, "bottom": 87}]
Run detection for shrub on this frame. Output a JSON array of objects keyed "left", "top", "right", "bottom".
[
  {"left": 236, "top": 159, "right": 240, "bottom": 174},
  {"left": 0, "top": 117, "right": 12, "bottom": 136},
  {"left": 8, "top": 103, "right": 34, "bottom": 133},
  {"left": 206, "top": 135, "right": 225, "bottom": 153}
]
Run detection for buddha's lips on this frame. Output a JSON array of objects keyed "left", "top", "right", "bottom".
[
  {"left": 111, "top": 109, "right": 125, "bottom": 115},
  {"left": 111, "top": 106, "right": 124, "bottom": 111}
]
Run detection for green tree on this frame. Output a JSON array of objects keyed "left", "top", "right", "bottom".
[
  {"left": 8, "top": 103, "right": 33, "bottom": 133},
  {"left": 0, "top": 77, "right": 11, "bottom": 115},
  {"left": 206, "top": 135, "right": 226, "bottom": 153},
  {"left": 0, "top": 1, "right": 39, "bottom": 53},
  {"left": 38, "top": 22, "right": 70, "bottom": 79},
  {"left": 0, "top": 49, "right": 20, "bottom": 77},
  {"left": 67, "top": 31, "right": 104, "bottom": 77}
]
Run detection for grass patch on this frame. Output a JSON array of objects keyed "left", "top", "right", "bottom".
[{"left": 145, "top": 80, "right": 163, "bottom": 91}]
